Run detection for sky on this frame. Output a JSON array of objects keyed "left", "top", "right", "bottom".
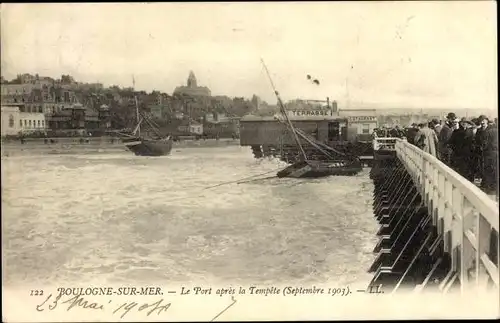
[{"left": 1, "top": 2, "right": 497, "bottom": 110}]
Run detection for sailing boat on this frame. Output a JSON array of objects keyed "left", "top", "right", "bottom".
[
  {"left": 119, "top": 77, "right": 173, "bottom": 156},
  {"left": 261, "top": 59, "right": 362, "bottom": 178}
]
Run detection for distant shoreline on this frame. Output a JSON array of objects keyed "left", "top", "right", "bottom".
[{"left": 1, "top": 137, "right": 241, "bottom": 155}]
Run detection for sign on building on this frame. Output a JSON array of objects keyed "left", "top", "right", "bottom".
[
  {"left": 348, "top": 116, "right": 377, "bottom": 122},
  {"left": 288, "top": 110, "right": 333, "bottom": 117}
]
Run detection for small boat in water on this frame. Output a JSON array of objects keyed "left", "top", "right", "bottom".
[
  {"left": 277, "top": 159, "right": 362, "bottom": 178},
  {"left": 117, "top": 76, "right": 173, "bottom": 157},
  {"left": 261, "top": 59, "right": 362, "bottom": 178},
  {"left": 121, "top": 135, "right": 173, "bottom": 156}
]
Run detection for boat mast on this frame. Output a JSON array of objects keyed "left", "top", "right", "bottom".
[
  {"left": 132, "top": 75, "right": 140, "bottom": 137},
  {"left": 261, "top": 59, "right": 308, "bottom": 161}
]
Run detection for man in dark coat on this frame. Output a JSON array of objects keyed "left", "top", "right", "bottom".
[
  {"left": 406, "top": 123, "right": 419, "bottom": 145},
  {"left": 438, "top": 113, "right": 456, "bottom": 165},
  {"left": 462, "top": 121, "right": 477, "bottom": 182},
  {"left": 448, "top": 120, "right": 475, "bottom": 181},
  {"left": 478, "top": 118, "right": 498, "bottom": 196},
  {"left": 474, "top": 116, "right": 488, "bottom": 181},
  {"left": 448, "top": 120, "right": 468, "bottom": 177}
]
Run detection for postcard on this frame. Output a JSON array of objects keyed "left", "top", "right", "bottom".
[{"left": 1, "top": 1, "right": 498, "bottom": 321}]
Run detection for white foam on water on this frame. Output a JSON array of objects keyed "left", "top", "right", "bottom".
[{"left": 2, "top": 147, "right": 378, "bottom": 288}]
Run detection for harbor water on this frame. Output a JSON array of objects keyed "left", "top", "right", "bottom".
[{"left": 1, "top": 144, "right": 378, "bottom": 288}]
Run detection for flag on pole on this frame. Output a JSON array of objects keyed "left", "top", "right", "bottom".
[{"left": 132, "top": 75, "right": 136, "bottom": 89}]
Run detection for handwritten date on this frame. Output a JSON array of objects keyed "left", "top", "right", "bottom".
[{"left": 36, "top": 293, "right": 171, "bottom": 319}]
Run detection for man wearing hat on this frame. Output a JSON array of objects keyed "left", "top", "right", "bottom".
[
  {"left": 474, "top": 116, "right": 488, "bottom": 180},
  {"left": 448, "top": 118, "right": 471, "bottom": 179},
  {"left": 438, "top": 112, "right": 455, "bottom": 164},
  {"left": 462, "top": 120, "right": 477, "bottom": 181},
  {"left": 476, "top": 116, "right": 498, "bottom": 195}
]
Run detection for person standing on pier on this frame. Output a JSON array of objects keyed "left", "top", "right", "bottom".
[
  {"left": 438, "top": 113, "right": 456, "bottom": 164},
  {"left": 415, "top": 122, "right": 438, "bottom": 157},
  {"left": 478, "top": 117, "right": 498, "bottom": 196},
  {"left": 463, "top": 121, "right": 477, "bottom": 181},
  {"left": 389, "top": 125, "right": 403, "bottom": 138},
  {"left": 406, "top": 123, "right": 419, "bottom": 145},
  {"left": 432, "top": 119, "right": 442, "bottom": 137},
  {"left": 474, "top": 116, "right": 488, "bottom": 183},
  {"left": 448, "top": 119, "right": 474, "bottom": 180}
]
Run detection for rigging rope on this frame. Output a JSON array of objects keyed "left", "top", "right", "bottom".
[
  {"left": 275, "top": 116, "right": 348, "bottom": 158},
  {"left": 203, "top": 167, "right": 284, "bottom": 190},
  {"left": 157, "top": 167, "right": 284, "bottom": 204}
]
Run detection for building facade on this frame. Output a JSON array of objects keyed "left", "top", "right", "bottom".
[
  {"left": 338, "top": 108, "right": 378, "bottom": 141},
  {"left": 19, "top": 111, "right": 47, "bottom": 133},
  {"left": 1, "top": 106, "right": 21, "bottom": 136},
  {"left": 2, "top": 75, "right": 111, "bottom": 134},
  {"left": 1, "top": 105, "right": 47, "bottom": 136}
]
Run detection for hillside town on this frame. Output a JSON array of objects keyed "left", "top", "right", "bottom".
[
  {"left": 0, "top": 72, "right": 271, "bottom": 139},
  {"left": 0, "top": 72, "right": 497, "bottom": 141}
]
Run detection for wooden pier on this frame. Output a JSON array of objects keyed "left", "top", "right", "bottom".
[{"left": 369, "top": 137, "right": 499, "bottom": 294}]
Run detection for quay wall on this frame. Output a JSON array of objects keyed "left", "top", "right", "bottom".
[{"left": 1, "top": 137, "right": 240, "bottom": 156}]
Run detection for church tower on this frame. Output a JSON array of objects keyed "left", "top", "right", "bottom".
[
  {"left": 187, "top": 71, "right": 197, "bottom": 88},
  {"left": 174, "top": 70, "right": 211, "bottom": 97}
]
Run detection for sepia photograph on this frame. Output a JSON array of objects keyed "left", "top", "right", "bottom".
[{"left": 1, "top": 1, "right": 498, "bottom": 321}]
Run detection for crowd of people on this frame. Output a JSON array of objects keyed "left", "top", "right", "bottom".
[{"left": 373, "top": 113, "right": 498, "bottom": 197}]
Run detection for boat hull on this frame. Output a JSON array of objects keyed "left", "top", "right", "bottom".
[
  {"left": 277, "top": 159, "right": 362, "bottom": 178},
  {"left": 122, "top": 137, "right": 173, "bottom": 156}
]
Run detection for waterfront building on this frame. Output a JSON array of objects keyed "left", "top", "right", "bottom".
[
  {"left": 1, "top": 106, "right": 21, "bottom": 136},
  {"left": 20, "top": 110, "right": 47, "bottom": 134},
  {"left": 148, "top": 92, "right": 172, "bottom": 120},
  {"left": 176, "top": 119, "right": 203, "bottom": 135},
  {"left": 2, "top": 74, "right": 112, "bottom": 133},
  {"left": 189, "top": 121, "right": 203, "bottom": 135},
  {"left": 1, "top": 104, "right": 48, "bottom": 136},
  {"left": 205, "top": 111, "right": 230, "bottom": 123},
  {"left": 173, "top": 71, "right": 211, "bottom": 97},
  {"left": 149, "top": 105, "right": 164, "bottom": 119},
  {"left": 338, "top": 108, "right": 378, "bottom": 141}
]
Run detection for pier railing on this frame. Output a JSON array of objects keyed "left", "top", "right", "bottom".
[{"left": 393, "top": 138, "right": 499, "bottom": 293}]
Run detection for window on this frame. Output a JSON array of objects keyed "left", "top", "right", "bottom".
[
  {"left": 362, "top": 123, "right": 371, "bottom": 134},
  {"left": 38, "top": 106, "right": 43, "bottom": 113},
  {"left": 42, "top": 120, "right": 45, "bottom": 127},
  {"left": 29, "top": 120, "right": 32, "bottom": 128},
  {"left": 9, "top": 115, "right": 14, "bottom": 127},
  {"left": 37, "top": 120, "right": 41, "bottom": 128},
  {"left": 24, "top": 120, "right": 27, "bottom": 127},
  {"left": 19, "top": 120, "right": 23, "bottom": 127}
]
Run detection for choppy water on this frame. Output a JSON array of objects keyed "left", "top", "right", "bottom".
[{"left": 1, "top": 145, "right": 378, "bottom": 288}]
